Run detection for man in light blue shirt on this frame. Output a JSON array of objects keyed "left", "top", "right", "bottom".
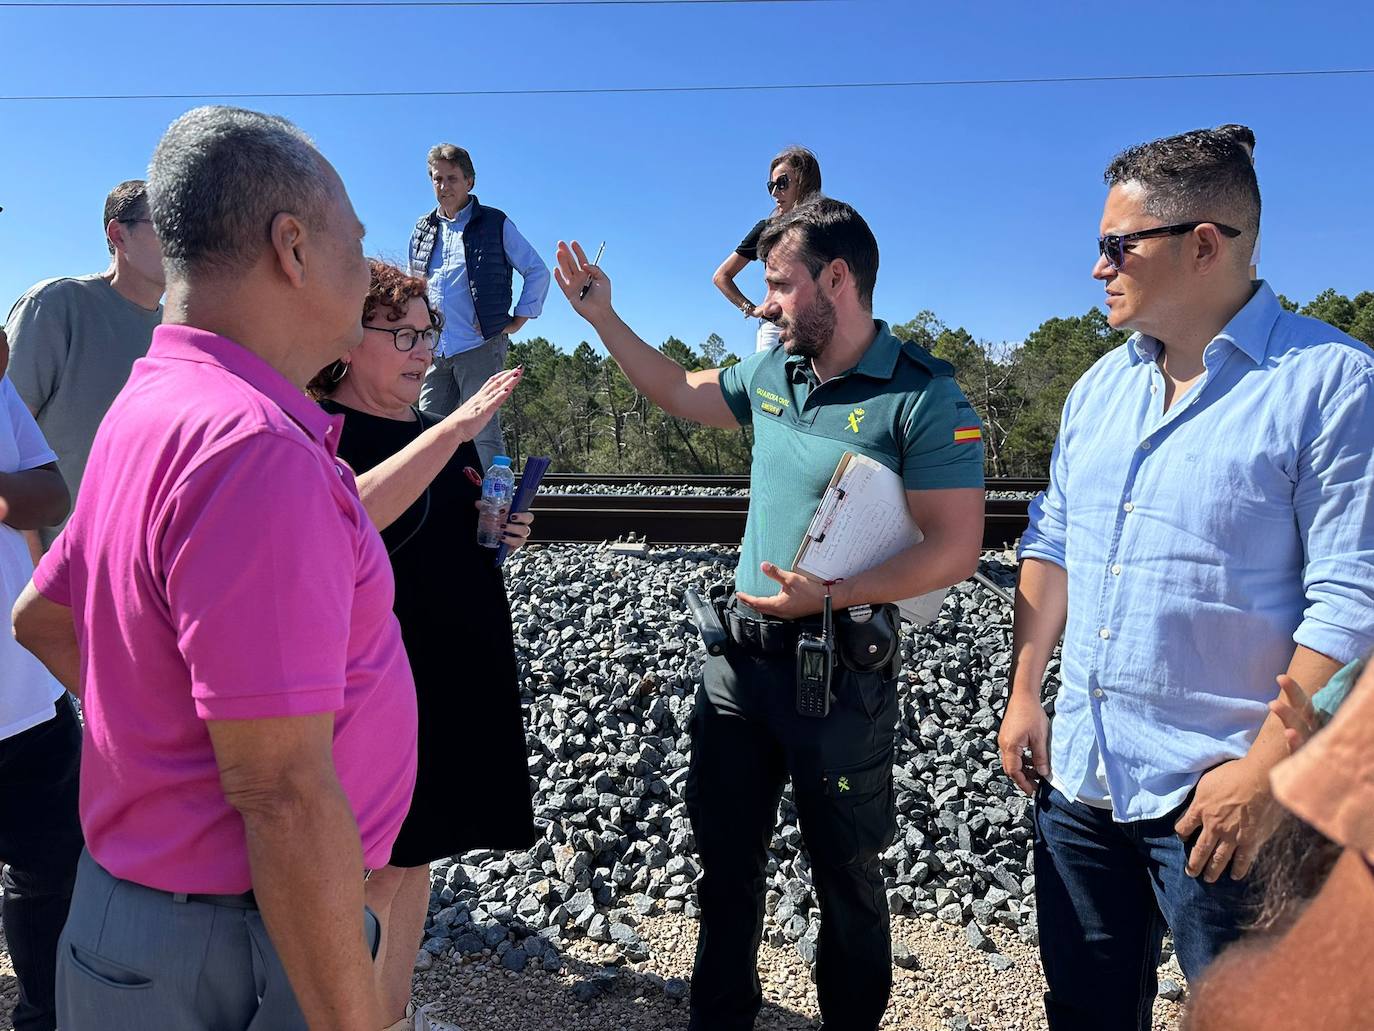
[
  {"left": 408, "top": 144, "right": 549, "bottom": 467},
  {"left": 998, "top": 127, "right": 1374, "bottom": 1030}
]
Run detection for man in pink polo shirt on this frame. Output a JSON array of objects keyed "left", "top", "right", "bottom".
[{"left": 12, "top": 106, "right": 417, "bottom": 1031}]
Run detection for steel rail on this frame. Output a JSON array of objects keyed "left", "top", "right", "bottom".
[
  {"left": 537, "top": 473, "right": 1048, "bottom": 493},
  {"left": 525, "top": 490, "right": 1032, "bottom": 549}
]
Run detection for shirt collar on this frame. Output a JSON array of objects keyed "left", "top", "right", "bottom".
[
  {"left": 149, "top": 324, "right": 342, "bottom": 452},
  {"left": 785, "top": 320, "right": 901, "bottom": 384},
  {"left": 436, "top": 195, "right": 477, "bottom": 225},
  {"left": 1127, "top": 281, "right": 1282, "bottom": 367}
]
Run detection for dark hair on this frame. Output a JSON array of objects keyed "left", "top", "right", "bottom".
[
  {"left": 1248, "top": 813, "right": 1343, "bottom": 934},
  {"left": 148, "top": 106, "right": 332, "bottom": 279},
  {"left": 427, "top": 143, "right": 475, "bottom": 181},
  {"left": 307, "top": 259, "right": 444, "bottom": 400},
  {"left": 770, "top": 146, "right": 822, "bottom": 200},
  {"left": 756, "top": 197, "right": 879, "bottom": 310},
  {"left": 1214, "top": 123, "right": 1256, "bottom": 157},
  {"left": 1103, "top": 128, "right": 1262, "bottom": 241},
  {"left": 103, "top": 180, "right": 150, "bottom": 256}
]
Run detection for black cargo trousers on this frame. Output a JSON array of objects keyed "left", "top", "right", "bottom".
[{"left": 684, "top": 609, "right": 900, "bottom": 1031}]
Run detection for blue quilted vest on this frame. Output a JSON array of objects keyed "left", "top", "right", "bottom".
[{"left": 409, "top": 196, "right": 513, "bottom": 341}]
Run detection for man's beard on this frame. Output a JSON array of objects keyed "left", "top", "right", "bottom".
[{"left": 778, "top": 289, "right": 836, "bottom": 361}]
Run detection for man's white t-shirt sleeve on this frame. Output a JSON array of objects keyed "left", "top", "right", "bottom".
[
  {"left": 2, "top": 377, "right": 58, "bottom": 471},
  {"left": 0, "top": 376, "right": 65, "bottom": 742}
]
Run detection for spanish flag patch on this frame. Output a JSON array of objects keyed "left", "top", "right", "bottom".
[{"left": 953, "top": 425, "right": 982, "bottom": 444}]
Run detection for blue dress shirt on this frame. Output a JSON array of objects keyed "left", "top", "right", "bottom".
[
  {"left": 426, "top": 200, "right": 550, "bottom": 357},
  {"left": 1021, "top": 283, "right": 1374, "bottom": 821}
]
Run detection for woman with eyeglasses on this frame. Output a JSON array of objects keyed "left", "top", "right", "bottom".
[
  {"left": 712, "top": 146, "right": 822, "bottom": 351},
  {"left": 308, "top": 259, "right": 533, "bottom": 1031}
]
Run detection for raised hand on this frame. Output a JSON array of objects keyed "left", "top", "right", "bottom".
[
  {"left": 553, "top": 240, "right": 612, "bottom": 322},
  {"left": 445, "top": 367, "right": 522, "bottom": 443},
  {"left": 1268, "top": 674, "right": 1320, "bottom": 753}
]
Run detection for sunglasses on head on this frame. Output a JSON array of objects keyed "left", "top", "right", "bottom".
[
  {"left": 766, "top": 173, "right": 791, "bottom": 195},
  {"left": 1098, "top": 221, "right": 1242, "bottom": 272}
]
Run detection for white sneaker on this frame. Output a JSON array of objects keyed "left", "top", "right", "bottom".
[{"left": 414, "top": 1002, "right": 465, "bottom": 1031}]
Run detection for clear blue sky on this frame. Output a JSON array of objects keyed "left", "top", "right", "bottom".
[{"left": 2, "top": 0, "right": 1371, "bottom": 359}]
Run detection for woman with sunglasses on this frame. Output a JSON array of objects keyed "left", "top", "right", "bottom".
[
  {"left": 712, "top": 146, "right": 822, "bottom": 351},
  {"left": 308, "top": 259, "right": 534, "bottom": 1031}
]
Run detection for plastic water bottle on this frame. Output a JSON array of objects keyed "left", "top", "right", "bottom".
[{"left": 476, "top": 455, "right": 515, "bottom": 548}]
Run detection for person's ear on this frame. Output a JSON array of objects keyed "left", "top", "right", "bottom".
[
  {"left": 270, "top": 211, "right": 309, "bottom": 288},
  {"left": 1193, "top": 224, "right": 1226, "bottom": 275},
  {"left": 106, "top": 218, "right": 127, "bottom": 256},
  {"left": 824, "top": 257, "right": 849, "bottom": 298}
]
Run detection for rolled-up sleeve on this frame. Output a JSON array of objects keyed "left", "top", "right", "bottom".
[
  {"left": 503, "top": 220, "right": 550, "bottom": 319},
  {"left": 1293, "top": 370, "right": 1374, "bottom": 662},
  {"left": 1018, "top": 389, "right": 1075, "bottom": 569},
  {"left": 157, "top": 432, "right": 360, "bottom": 721}
]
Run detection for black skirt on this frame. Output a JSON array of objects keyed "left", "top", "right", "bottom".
[{"left": 323, "top": 402, "right": 537, "bottom": 867}]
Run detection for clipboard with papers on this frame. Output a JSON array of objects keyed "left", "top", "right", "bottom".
[{"left": 792, "top": 452, "right": 948, "bottom": 626}]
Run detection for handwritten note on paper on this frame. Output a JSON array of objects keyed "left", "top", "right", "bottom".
[{"left": 794, "top": 453, "right": 948, "bottom": 625}]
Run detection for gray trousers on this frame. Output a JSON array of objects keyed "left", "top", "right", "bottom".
[
  {"left": 56, "top": 849, "right": 377, "bottom": 1031},
  {"left": 419, "top": 332, "right": 510, "bottom": 470}
]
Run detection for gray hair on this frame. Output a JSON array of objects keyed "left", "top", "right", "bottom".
[
  {"left": 148, "top": 106, "right": 332, "bottom": 279},
  {"left": 1103, "top": 127, "right": 1261, "bottom": 240}
]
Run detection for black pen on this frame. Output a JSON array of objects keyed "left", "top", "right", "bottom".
[{"left": 579, "top": 241, "right": 605, "bottom": 300}]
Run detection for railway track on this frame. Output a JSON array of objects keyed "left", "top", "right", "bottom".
[
  {"left": 539, "top": 473, "right": 1049, "bottom": 494},
  {"left": 524, "top": 477, "right": 1044, "bottom": 549}
]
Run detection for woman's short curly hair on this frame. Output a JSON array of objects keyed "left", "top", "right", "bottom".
[{"left": 308, "top": 259, "right": 444, "bottom": 399}]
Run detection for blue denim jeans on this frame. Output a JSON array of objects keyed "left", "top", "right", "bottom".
[{"left": 1033, "top": 783, "right": 1252, "bottom": 1030}]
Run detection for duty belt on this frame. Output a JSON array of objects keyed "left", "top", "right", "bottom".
[{"left": 723, "top": 598, "right": 823, "bottom": 655}]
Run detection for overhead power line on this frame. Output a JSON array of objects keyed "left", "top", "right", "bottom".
[
  {"left": 3, "top": 0, "right": 829, "bottom": 7},
  {"left": 2, "top": 67, "right": 1372, "bottom": 103}
]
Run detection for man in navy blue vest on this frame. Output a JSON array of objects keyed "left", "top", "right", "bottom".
[{"left": 408, "top": 144, "right": 549, "bottom": 467}]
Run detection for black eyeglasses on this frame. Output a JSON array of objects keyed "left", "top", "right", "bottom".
[
  {"left": 363, "top": 325, "right": 440, "bottom": 352},
  {"left": 120, "top": 218, "right": 153, "bottom": 226},
  {"left": 766, "top": 173, "right": 791, "bottom": 195},
  {"left": 1098, "top": 221, "right": 1242, "bottom": 271}
]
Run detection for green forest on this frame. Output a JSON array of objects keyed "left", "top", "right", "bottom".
[{"left": 501, "top": 288, "right": 1374, "bottom": 478}]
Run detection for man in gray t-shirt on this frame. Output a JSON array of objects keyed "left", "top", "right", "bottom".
[{"left": 5, "top": 180, "right": 164, "bottom": 548}]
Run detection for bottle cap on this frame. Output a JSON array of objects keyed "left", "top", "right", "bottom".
[{"left": 492, "top": 455, "right": 512, "bottom": 467}]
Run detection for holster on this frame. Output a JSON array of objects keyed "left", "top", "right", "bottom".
[
  {"left": 716, "top": 589, "right": 901, "bottom": 679},
  {"left": 834, "top": 604, "right": 901, "bottom": 678}
]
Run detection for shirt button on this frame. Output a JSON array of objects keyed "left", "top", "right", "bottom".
[
  {"left": 1151, "top": 385, "right": 1158, "bottom": 395},
  {"left": 1123, "top": 501, "right": 1134, "bottom": 513},
  {"left": 1093, "top": 688, "right": 1105, "bottom": 699},
  {"left": 1098, "top": 627, "right": 1111, "bottom": 640},
  {"left": 1111, "top": 564, "right": 1122, "bottom": 575},
  {"left": 1140, "top": 440, "right": 1152, "bottom": 451}
]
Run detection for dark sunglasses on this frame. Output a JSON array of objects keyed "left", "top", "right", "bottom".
[
  {"left": 363, "top": 325, "right": 440, "bottom": 353},
  {"left": 119, "top": 218, "right": 153, "bottom": 226},
  {"left": 1098, "top": 221, "right": 1242, "bottom": 271},
  {"left": 766, "top": 172, "right": 791, "bottom": 195}
]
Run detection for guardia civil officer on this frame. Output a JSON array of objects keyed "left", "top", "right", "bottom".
[{"left": 554, "top": 198, "right": 985, "bottom": 1031}]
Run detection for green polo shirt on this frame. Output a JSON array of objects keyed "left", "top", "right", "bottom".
[{"left": 718, "top": 320, "right": 985, "bottom": 599}]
